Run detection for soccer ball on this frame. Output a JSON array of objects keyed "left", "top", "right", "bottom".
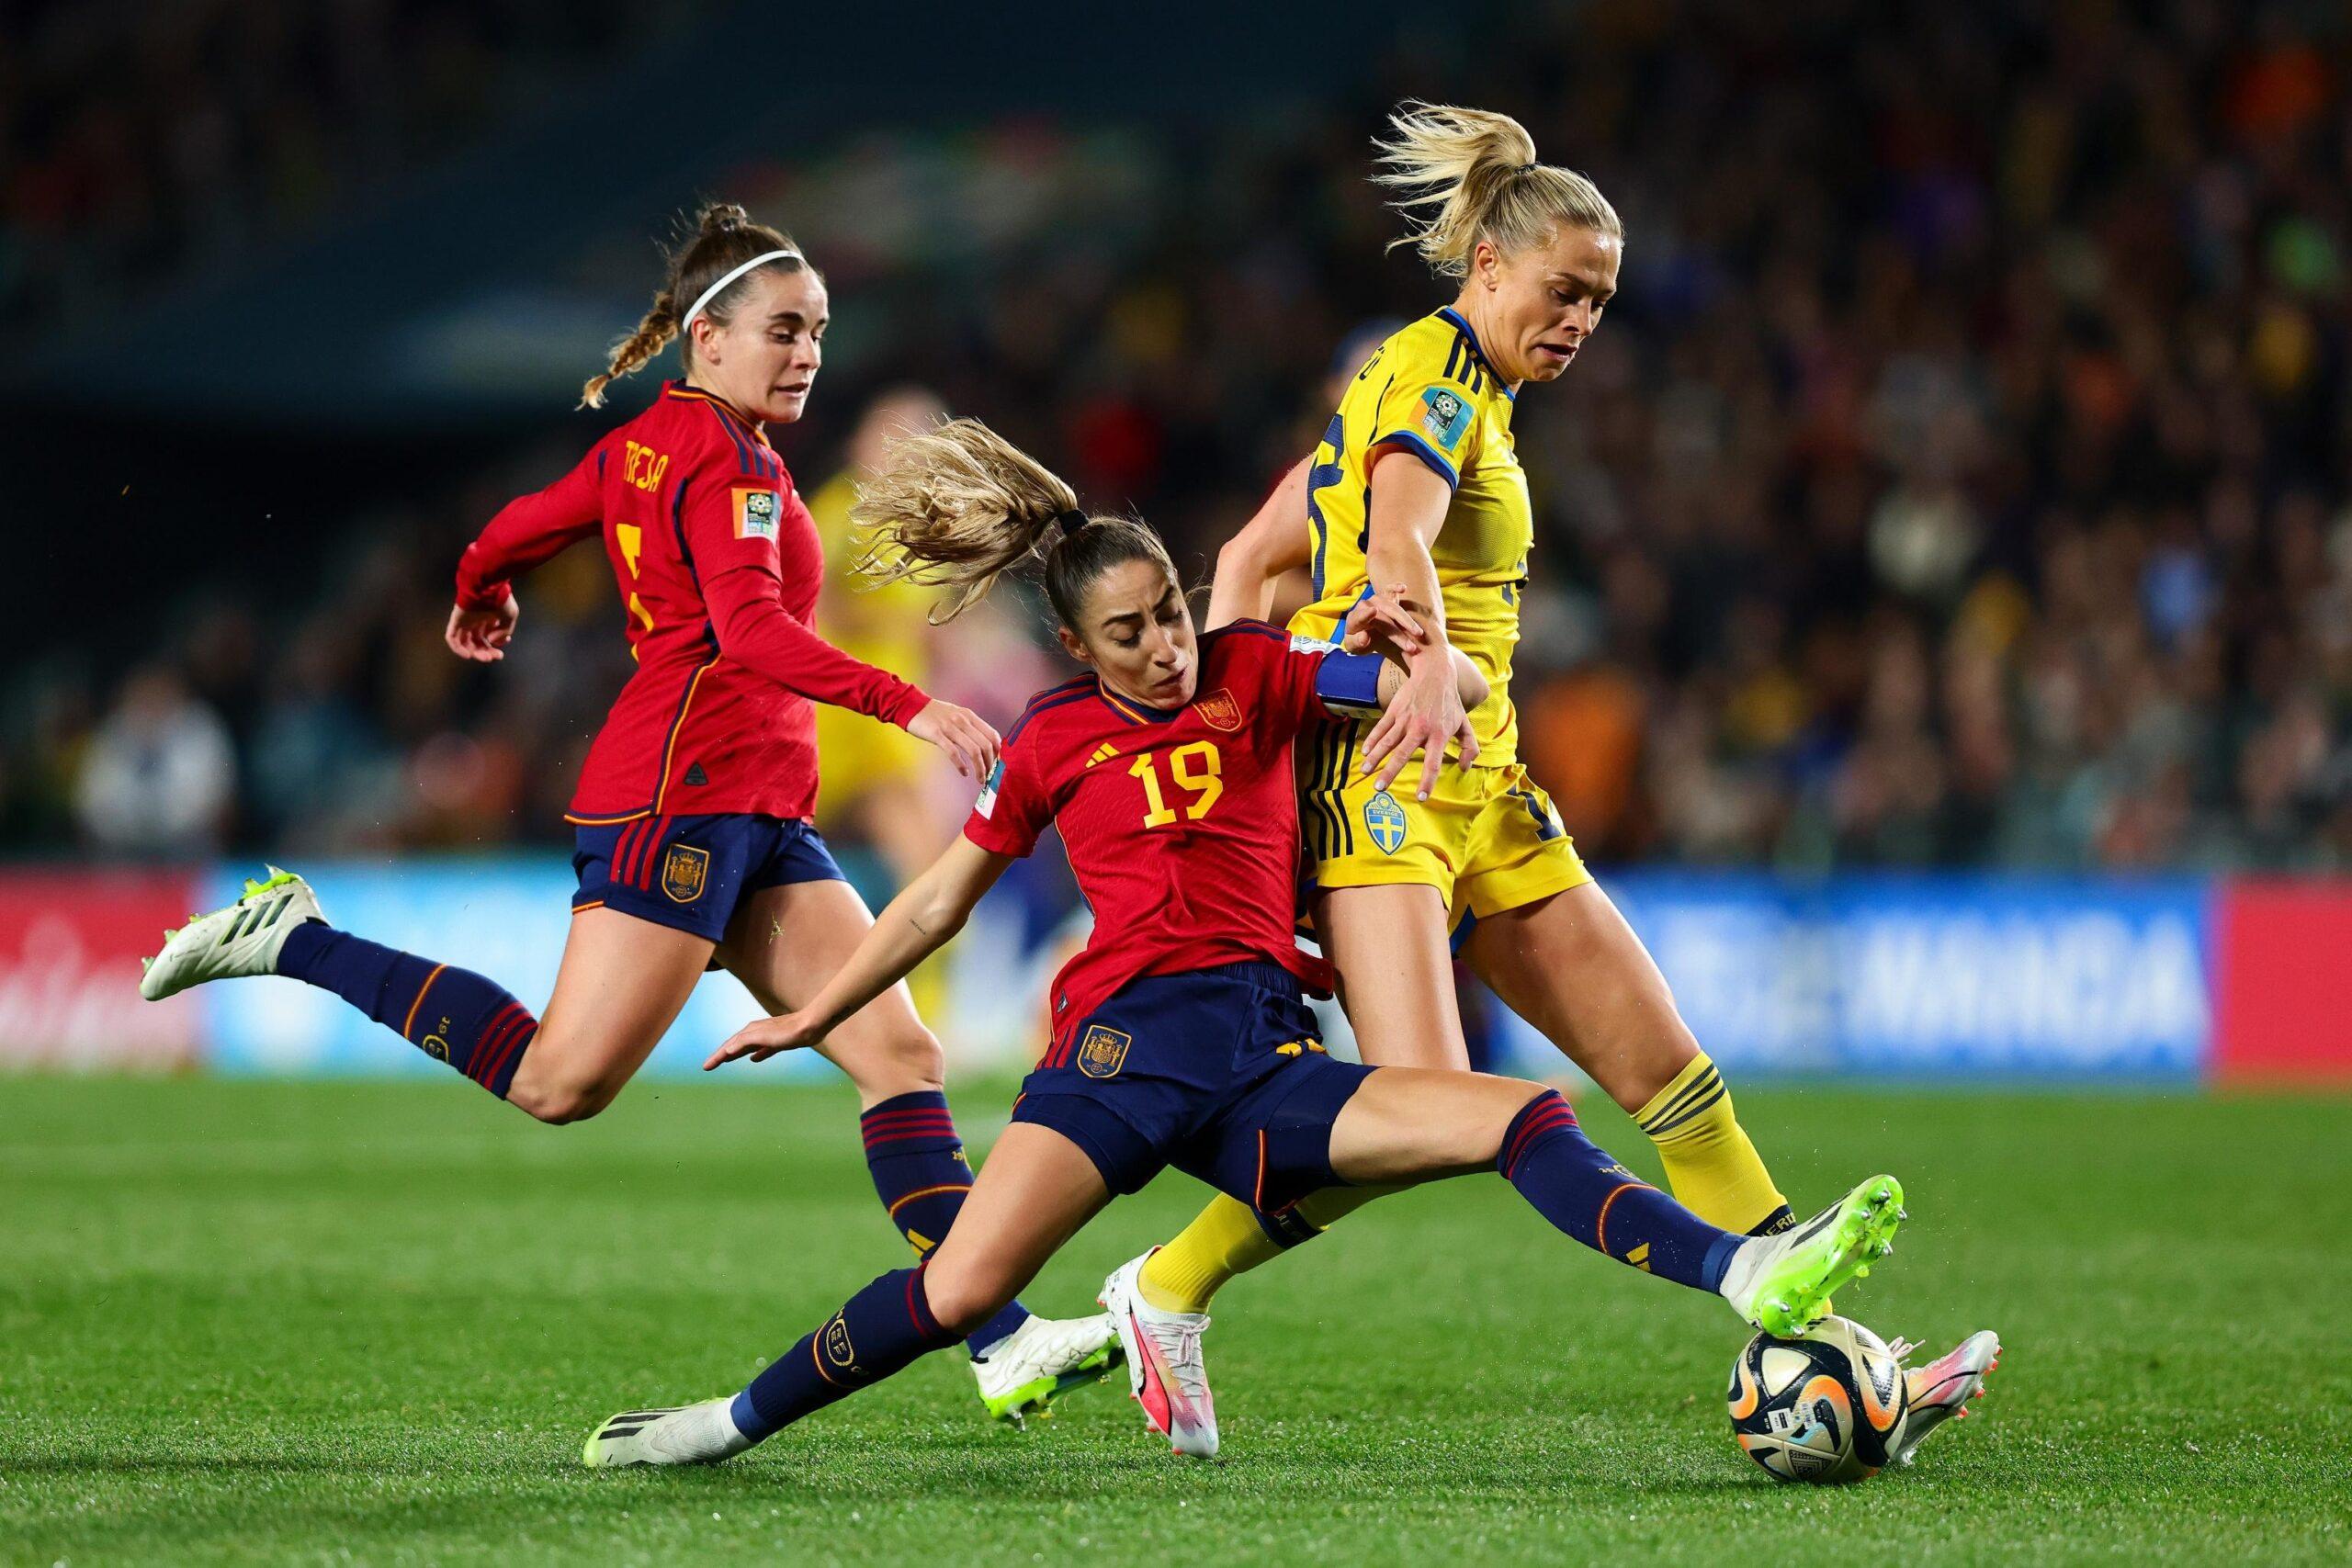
[{"left": 1727, "top": 1315, "right": 1909, "bottom": 1483}]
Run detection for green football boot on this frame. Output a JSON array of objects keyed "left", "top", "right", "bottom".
[
  {"left": 1721, "top": 1175, "right": 1905, "bottom": 1337},
  {"left": 971, "top": 1311, "right": 1125, "bottom": 1427}
]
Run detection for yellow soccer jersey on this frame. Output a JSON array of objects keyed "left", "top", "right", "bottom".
[{"left": 1293, "top": 308, "right": 1532, "bottom": 767}]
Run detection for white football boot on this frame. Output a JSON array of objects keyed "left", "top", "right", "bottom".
[
  {"left": 970, "top": 1310, "right": 1124, "bottom": 1426},
  {"left": 1100, "top": 1251, "right": 1218, "bottom": 1458},
  {"left": 582, "top": 1397, "right": 755, "bottom": 1468},
  {"left": 1889, "top": 1329, "right": 2001, "bottom": 1465},
  {"left": 139, "top": 867, "right": 322, "bottom": 1002}
]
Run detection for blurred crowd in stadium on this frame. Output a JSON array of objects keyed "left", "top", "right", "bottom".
[
  {"left": 7, "top": 2, "right": 2350, "bottom": 872},
  {"left": 0, "top": 0, "right": 708, "bottom": 326}
]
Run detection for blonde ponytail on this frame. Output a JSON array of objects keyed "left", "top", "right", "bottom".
[
  {"left": 853, "top": 419, "right": 1080, "bottom": 623},
  {"left": 1372, "top": 100, "right": 1623, "bottom": 276},
  {"left": 854, "top": 417, "right": 1180, "bottom": 631}
]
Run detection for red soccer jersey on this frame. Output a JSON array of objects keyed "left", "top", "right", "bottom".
[
  {"left": 454, "top": 382, "right": 928, "bottom": 823},
  {"left": 963, "top": 620, "right": 1375, "bottom": 1052}
]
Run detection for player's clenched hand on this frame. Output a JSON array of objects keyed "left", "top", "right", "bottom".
[
  {"left": 446, "top": 596, "right": 520, "bottom": 662},
  {"left": 1359, "top": 644, "right": 1476, "bottom": 801},
  {"left": 706, "top": 1010, "right": 826, "bottom": 1069},
  {"left": 908, "top": 699, "right": 1001, "bottom": 780}
]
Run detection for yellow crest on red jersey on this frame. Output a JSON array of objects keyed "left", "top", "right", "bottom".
[{"left": 1193, "top": 688, "right": 1242, "bottom": 732}]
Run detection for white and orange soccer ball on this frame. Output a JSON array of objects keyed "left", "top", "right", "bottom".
[{"left": 1726, "top": 1315, "right": 1909, "bottom": 1483}]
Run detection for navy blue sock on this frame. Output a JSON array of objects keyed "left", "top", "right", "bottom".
[
  {"left": 729, "top": 1267, "right": 961, "bottom": 1442},
  {"left": 860, "top": 1092, "right": 1031, "bottom": 1356},
  {"left": 1498, "top": 1090, "right": 1745, "bottom": 1292},
  {"left": 276, "top": 921, "right": 537, "bottom": 1097}
]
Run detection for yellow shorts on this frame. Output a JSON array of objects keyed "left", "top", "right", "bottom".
[{"left": 1297, "top": 718, "right": 1591, "bottom": 923}]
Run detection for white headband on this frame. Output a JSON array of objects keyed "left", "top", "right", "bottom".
[{"left": 682, "top": 248, "right": 802, "bottom": 331}]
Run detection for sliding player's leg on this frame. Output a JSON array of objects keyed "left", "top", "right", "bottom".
[
  {"left": 1464, "top": 878, "right": 1794, "bottom": 1235},
  {"left": 1134, "top": 882, "right": 1459, "bottom": 1316},
  {"left": 1323, "top": 1067, "right": 1904, "bottom": 1334},
  {"left": 140, "top": 868, "right": 707, "bottom": 1116},
  {"left": 585, "top": 1123, "right": 1114, "bottom": 1468},
  {"left": 717, "top": 868, "right": 1119, "bottom": 1417}
]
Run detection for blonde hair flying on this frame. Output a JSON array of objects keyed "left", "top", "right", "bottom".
[
  {"left": 853, "top": 418, "right": 1178, "bottom": 630},
  {"left": 1372, "top": 101, "right": 1623, "bottom": 277}
]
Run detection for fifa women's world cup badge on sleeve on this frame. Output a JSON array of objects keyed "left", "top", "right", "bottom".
[
  {"left": 1419, "top": 388, "right": 1472, "bottom": 452},
  {"left": 732, "top": 487, "right": 782, "bottom": 540}
]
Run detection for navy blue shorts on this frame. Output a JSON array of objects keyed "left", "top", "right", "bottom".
[
  {"left": 571, "top": 812, "right": 843, "bottom": 943},
  {"left": 1012, "top": 962, "right": 1374, "bottom": 1213}
]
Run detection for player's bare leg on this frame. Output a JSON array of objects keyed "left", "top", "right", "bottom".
[
  {"left": 503, "top": 908, "right": 713, "bottom": 1122},
  {"left": 588, "top": 1125, "right": 1112, "bottom": 1468},
  {"left": 1127, "top": 883, "right": 1464, "bottom": 1325},
  {"left": 1317, "top": 884, "right": 1473, "bottom": 1069},
  {"left": 718, "top": 877, "right": 1121, "bottom": 1420},
  {"left": 718, "top": 878, "right": 950, "bottom": 1109},
  {"left": 917, "top": 1125, "right": 1114, "bottom": 1335},
  {"left": 141, "top": 869, "right": 708, "bottom": 1118},
  {"left": 1465, "top": 883, "right": 1793, "bottom": 1235},
  {"left": 1461, "top": 884, "right": 1693, "bottom": 1109}
]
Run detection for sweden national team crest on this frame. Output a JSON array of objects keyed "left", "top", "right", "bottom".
[
  {"left": 732, "top": 487, "right": 781, "bottom": 541},
  {"left": 1194, "top": 687, "right": 1242, "bottom": 732},
  {"left": 1364, "top": 790, "right": 1408, "bottom": 854},
  {"left": 662, "top": 843, "right": 710, "bottom": 904},
  {"left": 1076, "top": 1024, "right": 1132, "bottom": 1079}
]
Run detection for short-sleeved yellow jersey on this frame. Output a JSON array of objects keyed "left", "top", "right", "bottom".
[{"left": 1292, "top": 308, "right": 1532, "bottom": 767}]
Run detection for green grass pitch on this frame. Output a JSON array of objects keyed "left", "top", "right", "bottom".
[{"left": 4, "top": 1077, "right": 2347, "bottom": 1565}]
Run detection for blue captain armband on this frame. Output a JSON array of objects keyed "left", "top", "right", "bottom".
[{"left": 1307, "top": 643, "right": 1386, "bottom": 712}]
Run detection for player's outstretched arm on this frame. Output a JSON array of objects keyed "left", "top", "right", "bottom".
[
  {"left": 705, "top": 836, "right": 1012, "bottom": 1068},
  {"left": 1204, "top": 457, "right": 1312, "bottom": 630},
  {"left": 447, "top": 448, "right": 605, "bottom": 659},
  {"left": 1356, "top": 449, "right": 1476, "bottom": 798}
]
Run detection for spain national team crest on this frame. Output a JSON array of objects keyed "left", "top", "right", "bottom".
[
  {"left": 662, "top": 843, "right": 710, "bottom": 904},
  {"left": 1364, "top": 790, "right": 1408, "bottom": 854},
  {"left": 1076, "top": 1024, "right": 1132, "bottom": 1079},
  {"left": 732, "top": 486, "right": 781, "bottom": 541},
  {"left": 821, "top": 1313, "right": 856, "bottom": 1374},
  {"left": 1193, "top": 687, "right": 1242, "bottom": 732}
]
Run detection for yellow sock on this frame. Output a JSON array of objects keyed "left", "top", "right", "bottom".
[
  {"left": 1138, "top": 1197, "right": 1285, "bottom": 1312},
  {"left": 1634, "top": 1052, "right": 1790, "bottom": 1235},
  {"left": 1136, "top": 1186, "right": 1399, "bottom": 1313}
]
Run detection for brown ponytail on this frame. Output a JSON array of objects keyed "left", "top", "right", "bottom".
[
  {"left": 852, "top": 418, "right": 1178, "bottom": 629},
  {"left": 579, "top": 201, "right": 815, "bottom": 409}
]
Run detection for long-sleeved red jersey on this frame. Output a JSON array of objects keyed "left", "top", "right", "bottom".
[{"left": 455, "top": 381, "right": 929, "bottom": 823}]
